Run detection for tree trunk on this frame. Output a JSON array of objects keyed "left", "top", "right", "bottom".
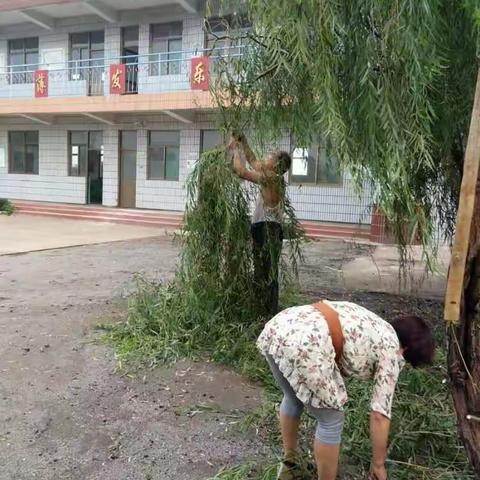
[{"left": 448, "top": 180, "right": 480, "bottom": 475}]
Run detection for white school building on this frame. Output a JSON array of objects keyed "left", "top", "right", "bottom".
[{"left": 0, "top": 0, "right": 379, "bottom": 239}]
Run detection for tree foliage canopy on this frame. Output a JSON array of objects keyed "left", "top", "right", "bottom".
[{"left": 211, "top": 0, "right": 479, "bottom": 251}]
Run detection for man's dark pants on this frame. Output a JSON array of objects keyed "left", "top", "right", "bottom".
[{"left": 251, "top": 221, "right": 283, "bottom": 316}]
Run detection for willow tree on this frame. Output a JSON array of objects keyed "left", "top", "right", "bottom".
[{"left": 209, "top": 0, "right": 480, "bottom": 474}]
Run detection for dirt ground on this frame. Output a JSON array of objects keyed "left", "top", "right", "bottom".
[{"left": 0, "top": 236, "right": 443, "bottom": 480}]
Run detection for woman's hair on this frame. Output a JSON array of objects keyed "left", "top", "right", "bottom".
[
  {"left": 391, "top": 315, "right": 435, "bottom": 367},
  {"left": 272, "top": 150, "right": 292, "bottom": 175}
]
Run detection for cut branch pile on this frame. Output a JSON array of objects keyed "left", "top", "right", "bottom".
[{"left": 104, "top": 148, "right": 303, "bottom": 371}]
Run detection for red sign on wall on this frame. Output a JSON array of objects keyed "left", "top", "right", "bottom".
[
  {"left": 109, "top": 64, "right": 126, "bottom": 95},
  {"left": 191, "top": 56, "right": 209, "bottom": 91},
  {"left": 34, "top": 70, "right": 48, "bottom": 98}
]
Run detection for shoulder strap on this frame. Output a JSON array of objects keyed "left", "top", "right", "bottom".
[{"left": 313, "top": 301, "right": 344, "bottom": 364}]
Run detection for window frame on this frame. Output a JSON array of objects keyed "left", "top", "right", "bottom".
[
  {"left": 200, "top": 129, "right": 227, "bottom": 153},
  {"left": 8, "top": 130, "right": 39, "bottom": 175},
  {"left": 204, "top": 15, "right": 251, "bottom": 76},
  {"left": 147, "top": 130, "right": 180, "bottom": 181},
  {"left": 70, "top": 30, "right": 104, "bottom": 62},
  {"left": 150, "top": 22, "right": 183, "bottom": 76},
  {"left": 204, "top": 14, "right": 251, "bottom": 51},
  {"left": 122, "top": 26, "right": 139, "bottom": 50},
  {"left": 289, "top": 138, "right": 343, "bottom": 187},
  {"left": 68, "top": 130, "right": 103, "bottom": 177},
  {"left": 69, "top": 30, "right": 105, "bottom": 81},
  {"left": 8, "top": 37, "right": 39, "bottom": 84},
  {"left": 290, "top": 147, "right": 318, "bottom": 184}
]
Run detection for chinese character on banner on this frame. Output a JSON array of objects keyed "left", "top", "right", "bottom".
[
  {"left": 34, "top": 70, "right": 48, "bottom": 98},
  {"left": 109, "top": 64, "right": 126, "bottom": 95},
  {"left": 191, "top": 56, "right": 209, "bottom": 91}
]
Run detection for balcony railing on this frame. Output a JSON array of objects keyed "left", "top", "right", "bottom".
[{"left": 0, "top": 46, "right": 246, "bottom": 99}]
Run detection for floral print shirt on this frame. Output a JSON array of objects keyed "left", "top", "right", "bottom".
[{"left": 257, "top": 301, "right": 405, "bottom": 418}]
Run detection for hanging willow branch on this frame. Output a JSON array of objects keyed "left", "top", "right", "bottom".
[{"left": 208, "top": 0, "right": 479, "bottom": 258}]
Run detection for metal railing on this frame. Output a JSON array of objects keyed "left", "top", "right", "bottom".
[{"left": 0, "top": 45, "right": 247, "bottom": 99}]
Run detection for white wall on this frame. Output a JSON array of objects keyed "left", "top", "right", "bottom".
[
  {"left": 0, "top": 116, "right": 202, "bottom": 211},
  {"left": 102, "top": 127, "right": 119, "bottom": 207},
  {"left": 0, "top": 118, "right": 374, "bottom": 222},
  {"left": 0, "top": 117, "right": 374, "bottom": 222},
  {"left": 287, "top": 179, "right": 373, "bottom": 224},
  {"left": 0, "top": 127, "right": 86, "bottom": 203}
]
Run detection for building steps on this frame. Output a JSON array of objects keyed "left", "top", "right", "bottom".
[
  {"left": 13, "top": 201, "right": 183, "bottom": 229},
  {"left": 12, "top": 201, "right": 372, "bottom": 241},
  {"left": 302, "top": 224, "right": 371, "bottom": 241}
]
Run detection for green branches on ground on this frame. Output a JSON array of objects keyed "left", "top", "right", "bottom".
[
  {"left": 212, "top": 349, "right": 473, "bottom": 480},
  {"left": 103, "top": 149, "right": 304, "bottom": 374},
  {"left": 105, "top": 260, "right": 473, "bottom": 479}
]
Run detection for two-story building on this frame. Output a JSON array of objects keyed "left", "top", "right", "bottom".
[{"left": 0, "top": 0, "right": 374, "bottom": 231}]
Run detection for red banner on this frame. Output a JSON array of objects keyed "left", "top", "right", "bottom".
[
  {"left": 191, "top": 56, "right": 209, "bottom": 91},
  {"left": 34, "top": 70, "right": 48, "bottom": 98},
  {"left": 109, "top": 64, "right": 126, "bottom": 95}
]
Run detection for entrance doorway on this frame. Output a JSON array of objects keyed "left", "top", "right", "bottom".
[
  {"left": 119, "top": 131, "right": 137, "bottom": 208},
  {"left": 69, "top": 130, "right": 103, "bottom": 204},
  {"left": 87, "top": 131, "right": 103, "bottom": 204}
]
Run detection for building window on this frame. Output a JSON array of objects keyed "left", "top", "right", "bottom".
[
  {"left": 70, "top": 31, "right": 104, "bottom": 95},
  {"left": 205, "top": 15, "right": 250, "bottom": 75},
  {"left": 8, "top": 37, "right": 39, "bottom": 84},
  {"left": 205, "top": 15, "right": 251, "bottom": 52},
  {"left": 290, "top": 137, "right": 342, "bottom": 185},
  {"left": 148, "top": 131, "right": 180, "bottom": 180},
  {"left": 70, "top": 31, "right": 104, "bottom": 66},
  {"left": 150, "top": 22, "right": 182, "bottom": 76},
  {"left": 69, "top": 131, "right": 103, "bottom": 177},
  {"left": 122, "top": 26, "right": 139, "bottom": 55},
  {"left": 200, "top": 129, "right": 226, "bottom": 153},
  {"left": 70, "top": 131, "right": 87, "bottom": 176},
  {"left": 122, "top": 26, "right": 139, "bottom": 94},
  {"left": 9, "top": 131, "right": 39, "bottom": 174}
]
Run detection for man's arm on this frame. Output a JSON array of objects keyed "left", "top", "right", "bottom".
[
  {"left": 370, "top": 411, "right": 389, "bottom": 480},
  {"left": 230, "top": 137, "right": 262, "bottom": 184},
  {"left": 236, "top": 134, "right": 262, "bottom": 171}
]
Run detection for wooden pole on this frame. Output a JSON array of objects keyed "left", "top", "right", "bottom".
[{"left": 445, "top": 68, "right": 480, "bottom": 323}]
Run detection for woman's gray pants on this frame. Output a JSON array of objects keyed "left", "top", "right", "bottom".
[{"left": 266, "top": 354, "right": 344, "bottom": 445}]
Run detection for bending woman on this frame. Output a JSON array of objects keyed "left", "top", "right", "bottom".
[{"left": 257, "top": 300, "right": 435, "bottom": 480}]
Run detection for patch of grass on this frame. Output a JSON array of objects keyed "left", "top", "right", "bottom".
[
  {"left": 0, "top": 198, "right": 15, "bottom": 215},
  {"left": 103, "top": 275, "right": 287, "bottom": 384},
  {"left": 342, "top": 355, "right": 472, "bottom": 479},
  {"left": 211, "top": 463, "right": 279, "bottom": 480}
]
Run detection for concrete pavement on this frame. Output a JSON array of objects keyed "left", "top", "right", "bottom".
[
  {"left": 0, "top": 214, "right": 166, "bottom": 255},
  {"left": 0, "top": 214, "right": 449, "bottom": 298},
  {"left": 342, "top": 244, "right": 449, "bottom": 298}
]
